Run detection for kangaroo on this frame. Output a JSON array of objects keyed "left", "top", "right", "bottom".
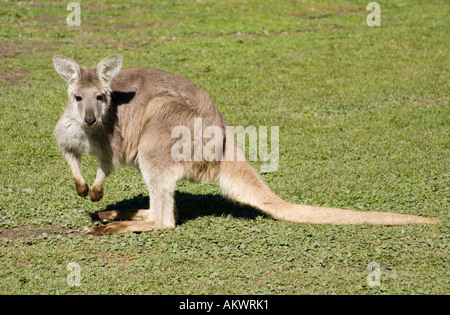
[{"left": 52, "top": 55, "right": 440, "bottom": 235}]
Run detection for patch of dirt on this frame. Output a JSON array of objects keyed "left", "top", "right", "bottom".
[
  {"left": 16, "top": 1, "right": 53, "bottom": 7},
  {"left": 0, "top": 225, "right": 81, "bottom": 241},
  {"left": 0, "top": 41, "right": 66, "bottom": 59},
  {"left": 290, "top": 2, "right": 364, "bottom": 18},
  {"left": 0, "top": 69, "right": 31, "bottom": 84},
  {"left": 0, "top": 41, "right": 67, "bottom": 83},
  {"left": 37, "top": 13, "right": 62, "bottom": 24}
]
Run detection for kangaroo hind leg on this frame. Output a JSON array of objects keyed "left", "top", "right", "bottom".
[
  {"left": 140, "top": 162, "right": 179, "bottom": 230},
  {"left": 85, "top": 167, "right": 178, "bottom": 235}
]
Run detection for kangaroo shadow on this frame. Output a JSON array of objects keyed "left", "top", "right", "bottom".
[{"left": 91, "top": 191, "right": 264, "bottom": 224}]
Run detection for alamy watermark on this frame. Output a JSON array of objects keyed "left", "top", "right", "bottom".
[
  {"left": 66, "top": 2, "right": 81, "bottom": 27},
  {"left": 171, "top": 118, "right": 279, "bottom": 172},
  {"left": 62, "top": 0, "right": 380, "bottom": 171},
  {"left": 67, "top": 262, "right": 81, "bottom": 287},
  {"left": 367, "top": 2, "right": 381, "bottom": 26},
  {"left": 366, "top": 262, "right": 381, "bottom": 287}
]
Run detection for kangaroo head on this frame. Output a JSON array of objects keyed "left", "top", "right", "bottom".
[{"left": 53, "top": 55, "right": 123, "bottom": 129}]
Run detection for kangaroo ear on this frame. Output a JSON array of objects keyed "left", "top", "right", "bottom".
[
  {"left": 53, "top": 55, "right": 81, "bottom": 84},
  {"left": 96, "top": 54, "right": 123, "bottom": 84}
]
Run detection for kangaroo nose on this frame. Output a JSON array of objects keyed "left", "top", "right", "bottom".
[{"left": 84, "top": 116, "right": 97, "bottom": 126}]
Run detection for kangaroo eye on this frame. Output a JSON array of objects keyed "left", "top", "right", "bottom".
[
  {"left": 75, "top": 95, "right": 82, "bottom": 102},
  {"left": 96, "top": 94, "right": 104, "bottom": 101}
]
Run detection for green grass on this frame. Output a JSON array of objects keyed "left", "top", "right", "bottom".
[{"left": 0, "top": 0, "right": 448, "bottom": 294}]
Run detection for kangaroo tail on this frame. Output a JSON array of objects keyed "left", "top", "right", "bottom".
[{"left": 218, "top": 159, "right": 440, "bottom": 225}]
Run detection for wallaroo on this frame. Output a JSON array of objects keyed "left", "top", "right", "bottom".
[{"left": 53, "top": 54, "right": 440, "bottom": 235}]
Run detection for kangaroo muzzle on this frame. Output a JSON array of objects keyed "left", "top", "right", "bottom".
[{"left": 83, "top": 110, "right": 97, "bottom": 128}]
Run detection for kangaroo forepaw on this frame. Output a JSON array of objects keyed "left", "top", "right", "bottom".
[
  {"left": 75, "top": 182, "right": 89, "bottom": 198},
  {"left": 89, "top": 187, "right": 104, "bottom": 202}
]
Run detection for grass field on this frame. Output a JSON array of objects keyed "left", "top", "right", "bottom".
[{"left": 0, "top": 0, "right": 448, "bottom": 294}]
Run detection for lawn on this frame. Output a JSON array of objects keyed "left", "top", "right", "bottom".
[{"left": 0, "top": 0, "right": 448, "bottom": 294}]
